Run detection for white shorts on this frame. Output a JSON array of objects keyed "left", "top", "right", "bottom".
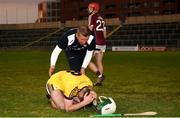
[
  {"left": 46, "top": 82, "right": 59, "bottom": 95},
  {"left": 94, "top": 45, "right": 106, "bottom": 53}
]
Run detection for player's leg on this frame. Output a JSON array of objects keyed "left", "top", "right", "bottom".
[
  {"left": 93, "top": 52, "right": 105, "bottom": 86},
  {"left": 46, "top": 84, "right": 65, "bottom": 109},
  {"left": 50, "top": 89, "right": 65, "bottom": 110},
  {"left": 88, "top": 52, "right": 104, "bottom": 85},
  {"left": 88, "top": 61, "right": 98, "bottom": 73},
  {"left": 93, "top": 45, "right": 106, "bottom": 86},
  {"left": 95, "top": 51, "right": 104, "bottom": 74}
]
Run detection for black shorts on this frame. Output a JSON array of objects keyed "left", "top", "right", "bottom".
[{"left": 64, "top": 50, "right": 86, "bottom": 72}]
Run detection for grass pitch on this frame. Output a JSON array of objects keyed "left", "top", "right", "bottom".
[{"left": 0, "top": 51, "right": 180, "bottom": 117}]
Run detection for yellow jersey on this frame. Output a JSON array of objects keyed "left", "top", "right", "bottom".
[{"left": 47, "top": 70, "right": 93, "bottom": 98}]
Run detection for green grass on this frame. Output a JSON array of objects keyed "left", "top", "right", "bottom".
[{"left": 0, "top": 51, "right": 180, "bottom": 117}]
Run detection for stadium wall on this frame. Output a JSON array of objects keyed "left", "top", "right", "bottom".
[
  {"left": 0, "top": 18, "right": 120, "bottom": 30},
  {"left": 0, "top": 22, "right": 62, "bottom": 30},
  {"left": 1, "top": 14, "right": 179, "bottom": 30},
  {"left": 125, "top": 14, "right": 180, "bottom": 24},
  {"left": 65, "top": 18, "right": 120, "bottom": 27}
]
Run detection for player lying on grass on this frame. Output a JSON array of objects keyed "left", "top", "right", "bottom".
[{"left": 46, "top": 70, "right": 97, "bottom": 112}]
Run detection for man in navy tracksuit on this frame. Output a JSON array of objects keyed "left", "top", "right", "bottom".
[{"left": 49, "top": 26, "right": 95, "bottom": 76}]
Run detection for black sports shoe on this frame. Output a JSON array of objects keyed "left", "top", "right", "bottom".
[
  {"left": 46, "top": 94, "right": 51, "bottom": 100},
  {"left": 94, "top": 75, "right": 105, "bottom": 86}
]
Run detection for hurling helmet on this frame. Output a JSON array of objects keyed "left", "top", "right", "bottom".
[
  {"left": 88, "top": 2, "right": 100, "bottom": 12},
  {"left": 93, "top": 96, "right": 116, "bottom": 114}
]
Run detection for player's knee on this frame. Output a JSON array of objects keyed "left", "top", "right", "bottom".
[
  {"left": 51, "top": 100, "right": 65, "bottom": 110},
  {"left": 50, "top": 101, "right": 58, "bottom": 109},
  {"left": 57, "top": 104, "right": 65, "bottom": 110}
]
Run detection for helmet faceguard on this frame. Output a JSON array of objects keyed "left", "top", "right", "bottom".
[{"left": 93, "top": 96, "right": 116, "bottom": 114}]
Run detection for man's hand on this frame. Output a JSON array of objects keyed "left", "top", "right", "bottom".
[
  {"left": 90, "top": 91, "right": 97, "bottom": 99},
  {"left": 80, "top": 68, "right": 85, "bottom": 74},
  {"left": 82, "top": 92, "right": 96, "bottom": 105},
  {"left": 49, "top": 65, "right": 55, "bottom": 77},
  {"left": 88, "top": 25, "right": 93, "bottom": 31}
]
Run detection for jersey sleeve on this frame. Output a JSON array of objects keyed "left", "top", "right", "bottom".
[{"left": 88, "top": 14, "right": 96, "bottom": 29}]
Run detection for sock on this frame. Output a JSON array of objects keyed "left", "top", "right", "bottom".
[
  {"left": 96, "top": 71, "right": 101, "bottom": 76},
  {"left": 95, "top": 71, "right": 103, "bottom": 78}
]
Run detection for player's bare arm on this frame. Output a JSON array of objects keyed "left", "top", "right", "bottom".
[{"left": 65, "top": 92, "right": 96, "bottom": 112}]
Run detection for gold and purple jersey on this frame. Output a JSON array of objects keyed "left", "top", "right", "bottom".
[{"left": 47, "top": 70, "right": 93, "bottom": 98}]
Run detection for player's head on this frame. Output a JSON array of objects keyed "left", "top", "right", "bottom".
[
  {"left": 77, "top": 86, "right": 91, "bottom": 101},
  {"left": 76, "top": 25, "right": 91, "bottom": 45},
  {"left": 72, "top": 86, "right": 93, "bottom": 103},
  {"left": 88, "top": 2, "right": 100, "bottom": 14}
]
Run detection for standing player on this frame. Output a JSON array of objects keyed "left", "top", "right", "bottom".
[
  {"left": 48, "top": 26, "right": 95, "bottom": 76},
  {"left": 88, "top": 2, "right": 106, "bottom": 86}
]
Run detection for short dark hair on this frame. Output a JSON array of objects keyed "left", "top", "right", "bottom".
[
  {"left": 77, "top": 25, "right": 91, "bottom": 37},
  {"left": 72, "top": 86, "right": 92, "bottom": 103},
  {"left": 78, "top": 86, "right": 92, "bottom": 101}
]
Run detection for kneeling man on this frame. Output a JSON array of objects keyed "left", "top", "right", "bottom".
[{"left": 46, "top": 70, "right": 97, "bottom": 112}]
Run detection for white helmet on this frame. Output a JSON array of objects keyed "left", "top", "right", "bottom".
[{"left": 93, "top": 96, "right": 116, "bottom": 114}]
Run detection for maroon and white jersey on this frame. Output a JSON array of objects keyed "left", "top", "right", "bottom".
[{"left": 88, "top": 13, "right": 106, "bottom": 45}]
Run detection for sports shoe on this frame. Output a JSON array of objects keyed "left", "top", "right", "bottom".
[{"left": 94, "top": 75, "right": 105, "bottom": 86}]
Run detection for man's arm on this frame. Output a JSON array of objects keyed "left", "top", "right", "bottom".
[
  {"left": 88, "top": 14, "right": 94, "bottom": 31},
  {"left": 80, "top": 50, "right": 93, "bottom": 74},
  {"left": 64, "top": 92, "right": 96, "bottom": 112},
  {"left": 49, "top": 45, "right": 62, "bottom": 76},
  {"left": 50, "top": 89, "right": 96, "bottom": 112},
  {"left": 81, "top": 34, "right": 95, "bottom": 74},
  {"left": 103, "top": 26, "right": 107, "bottom": 39},
  {"left": 49, "top": 30, "right": 69, "bottom": 76}
]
